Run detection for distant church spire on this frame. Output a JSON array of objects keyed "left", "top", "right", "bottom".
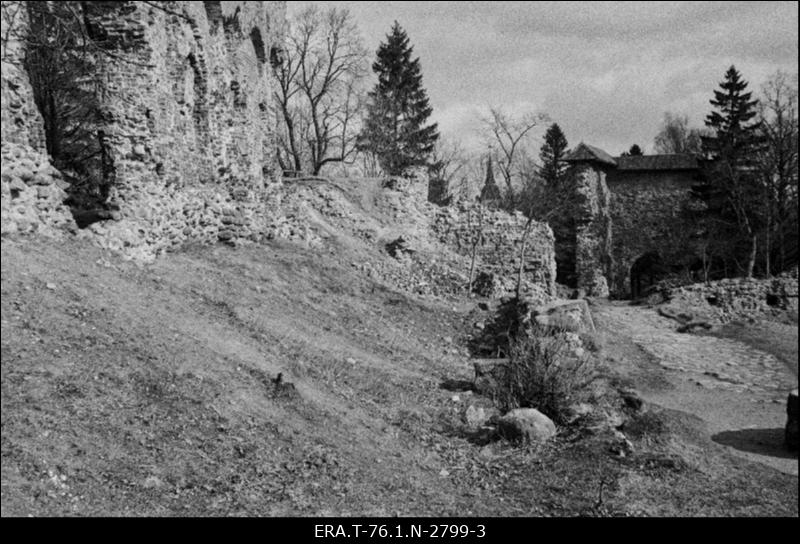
[{"left": 479, "top": 153, "right": 502, "bottom": 205}]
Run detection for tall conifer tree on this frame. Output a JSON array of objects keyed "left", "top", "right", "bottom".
[
  {"left": 538, "top": 123, "right": 569, "bottom": 187},
  {"left": 358, "top": 22, "right": 439, "bottom": 175},
  {"left": 700, "top": 65, "right": 764, "bottom": 277}
]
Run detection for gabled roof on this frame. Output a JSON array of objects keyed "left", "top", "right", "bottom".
[
  {"left": 563, "top": 143, "right": 617, "bottom": 166},
  {"left": 614, "top": 154, "right": 700, "bottom": 171},
  {"left": 565, "top": 142, "right": 701, "bottom": 172}
]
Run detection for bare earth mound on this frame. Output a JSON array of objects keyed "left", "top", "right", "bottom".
[{"left": 2, "top": 232, "right": 797, "bottom": 516}]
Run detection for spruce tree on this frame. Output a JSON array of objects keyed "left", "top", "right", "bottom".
[
  {"left": 700, "top": 65, "right": 764, "bottom": 277},
  {"left": 358, "top": 22, "right": 439, "bottom": 175},
  {"left": 622, "top": 144, "right": 644, "bottom": 156},
  {"left": 703, "top": 65, "right": 761, "bottom": 164},
  {"left": 538, "top": 123, "right": 569, "bottom": 187}
]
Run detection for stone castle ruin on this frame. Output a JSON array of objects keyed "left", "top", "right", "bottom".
[
  {"left": 562, "top": 143, "right": 702, "bottom": 298},
  {"left": 2, "top": 1, "right": 717, "bottom": 304},
  {"left": 2, "top": 1, "right": 286, "bottom": 259},
  {"left": 1, "top": 0, "right": 557, "bottom": 300}
]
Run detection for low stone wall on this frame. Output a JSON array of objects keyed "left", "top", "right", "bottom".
[
  {"left": 665, "top": 271, "right": 799, "bottom": 322},
  {"left": 0, "top": 142, "right": 77, "bottom": 237},
  {"left": 432, "top": 201, "right": 557, "bottom": 302},
  {"left": 79, "top": 183, "right": 277, "bottom": 261}
]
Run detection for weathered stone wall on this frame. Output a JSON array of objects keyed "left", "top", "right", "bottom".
[
  {"left": 1, "top": 2, "right": 77, "bottom": 236},
  {"left": 606, "top": 170, "right": 697, "bottom": 297},
  {"left": 1, "top": 1, "right": 286, "bottom": 259},
  {"left": 572, "top": 163, "right": 612, "bottom": 297},
  {"left": 0, "top": 1, "right": 44, "bottom": 151},
  {"left": 665, "top": 270, "right": 799, "bottom": 322},
  {"left": 432, "top": 202, "right": 557, "bottom": 302},
  {"left": 79, "top": 1, "right": 285, "bottom": 193},
  {"left": 1, "top": 142, "right": 77, "bottom": 236},
  {"left": 76, "top": 1, "right": 285, "bottom": 257}
]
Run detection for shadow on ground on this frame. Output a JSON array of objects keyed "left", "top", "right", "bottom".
[
  {"left": 439, "top": 378, "right": 474, "bottom": 392},
  {"left": 712, "top": 428, "right": 798, "bottom": 460}
]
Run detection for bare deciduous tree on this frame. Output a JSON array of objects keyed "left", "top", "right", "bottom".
[
  {"left": 274, "top": 6, "right": 368, "bottom": 176},
  {"left": 756, "top": 71, "right": 799, "bottom": 275},
  {"left": 466, "top": 203, "right": 485, "bottom": 294},
  {"left": 479, "top": 107, "right": 548, "bottom": 207},
  {"left": 653, "top": 112, "right": 705, "bottom": 155},
  {"left": 428, "top": 137, "right": 468, "bottom": 204}
]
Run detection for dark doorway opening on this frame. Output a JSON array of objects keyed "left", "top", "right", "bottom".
[{"left": 630, "top": 252, "right": 667, "bottom": 299}]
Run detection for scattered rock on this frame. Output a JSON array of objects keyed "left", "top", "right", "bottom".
[
  {"left": 608, "top": 430, "right": 634, "bottom": 458},
  {"left": 530, "top": 299, "right": 596, "bottom": 333},
  {"left": 464, "top": 405, "right": 498, "bottom": 427},
  {"left": 676, "top": 320, "right": 713, "bottom": 333},
  {"left": 497, "top": 408, "right": 556, "bottom": 444},
  {"left": 142, "top": 476, "right": 163, "bottom": 489},
  {"left": 565, "top": 402, "right": 594, "bottom": 423},
  {"left": 385, "top": 236, "right": 414, "bottom": 258},
  {"left": 619, "top": 388, "right": 644, "bottom": 412}
]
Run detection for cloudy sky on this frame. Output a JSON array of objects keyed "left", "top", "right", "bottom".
[{"left": 289, "top": 1, "right": 798, "bottom": 156}]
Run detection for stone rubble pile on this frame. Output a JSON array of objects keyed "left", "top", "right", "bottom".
[
  {"left": 0, "top": 142, "right": 77, "bottom": 237},
  {"left": 664, "top": 271, "right": 799, "bottom": 322}
]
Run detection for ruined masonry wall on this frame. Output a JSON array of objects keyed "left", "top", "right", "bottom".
[
  {"left": 607, "top": 171, "right": 697, "bottom": 297},
  {"left": 1, "top": 2, "right": 77, "bottom": 236},
  {"left": 0, "top": 1, "right": 44, "bottom": 151},
  {"left": 1, "top": 142, "right": 77, "bottom": 236},
  {"left": 432, "top": 202, "right": 557, "bottom": 302},
  {"left": 666, "top": 270, "right": 799, "bottom": 322},
  {"left": 1, "top": 1, "right": 286, "bottom": 259},
  {"left": 572, "top": 164, "right": 612, "bottom": 297},
  {"left": 80, "top": 1, "right": 285, "bottom": 258}
]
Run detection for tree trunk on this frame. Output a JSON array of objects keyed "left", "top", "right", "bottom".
[
  {"left": 515, "top": 219, "right": 533, "bottom": 299},
  {"left": 746, "top": 234, "right": 757, "bottom": 278},
  {"left": 467, "top": 246, "right": 477, "bottom": 294},
  {"left": 765, "top": 224, "right": 771, "bottom": 277}
]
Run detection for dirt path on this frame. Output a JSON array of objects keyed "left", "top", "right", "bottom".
[{"left": 596, "top": 301, "right": 798, "bottom": 476}]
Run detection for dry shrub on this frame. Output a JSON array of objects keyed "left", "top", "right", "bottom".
[{"left": 492, "top": 326, "right": 595, "bottom": 425}]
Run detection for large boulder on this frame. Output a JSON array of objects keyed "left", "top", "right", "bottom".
[
  {"left": 787, "top": 389, "right": 798, "bottom": 451},
  {"left": 497, "top": 408, "right": 557, "bottom": 444},
  {"left": 529, "top": 299, "right": 596, "bottom": 333}
]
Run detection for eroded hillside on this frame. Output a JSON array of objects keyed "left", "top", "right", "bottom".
[{"left": 2, "top": 177, "right": 797, "bottom": 516}]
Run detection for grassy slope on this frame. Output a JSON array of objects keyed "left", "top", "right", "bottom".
[{"left": 1, "top": 181, "right": 797, "bottom": 516}]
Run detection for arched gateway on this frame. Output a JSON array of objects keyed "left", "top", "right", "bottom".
[{"left": 562, "top": 143, "right": 703, "bottom": 298}]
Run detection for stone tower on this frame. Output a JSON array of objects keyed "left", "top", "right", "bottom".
[{"left": 563, "top": 143, "right": 613, "bottom": 297}]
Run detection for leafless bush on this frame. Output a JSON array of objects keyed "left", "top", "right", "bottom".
[{"left": 492, "top": 326, "right": 594, "bottom": 424}]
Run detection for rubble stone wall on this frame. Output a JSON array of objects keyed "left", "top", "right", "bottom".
[
  {"left": 607, "top": 170, "right": 697, "bottom": 297},
  {"left": 665, "top": 270, "right": 799, "bottom": 322},
  {"left": 1, "top": 2, "right": 76, "bottom": 235},
  {"left": 0, "top": 1, "right": 44, "bottom": 151},
  {"left": 572, "top": 163, "right": 612, "bottom": 297},
  {"left": 432, "top": 202, "right": 557, "bottom": 302},
  {"left": 1, "top": 1, "right": 286, "bottom": 260}
]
